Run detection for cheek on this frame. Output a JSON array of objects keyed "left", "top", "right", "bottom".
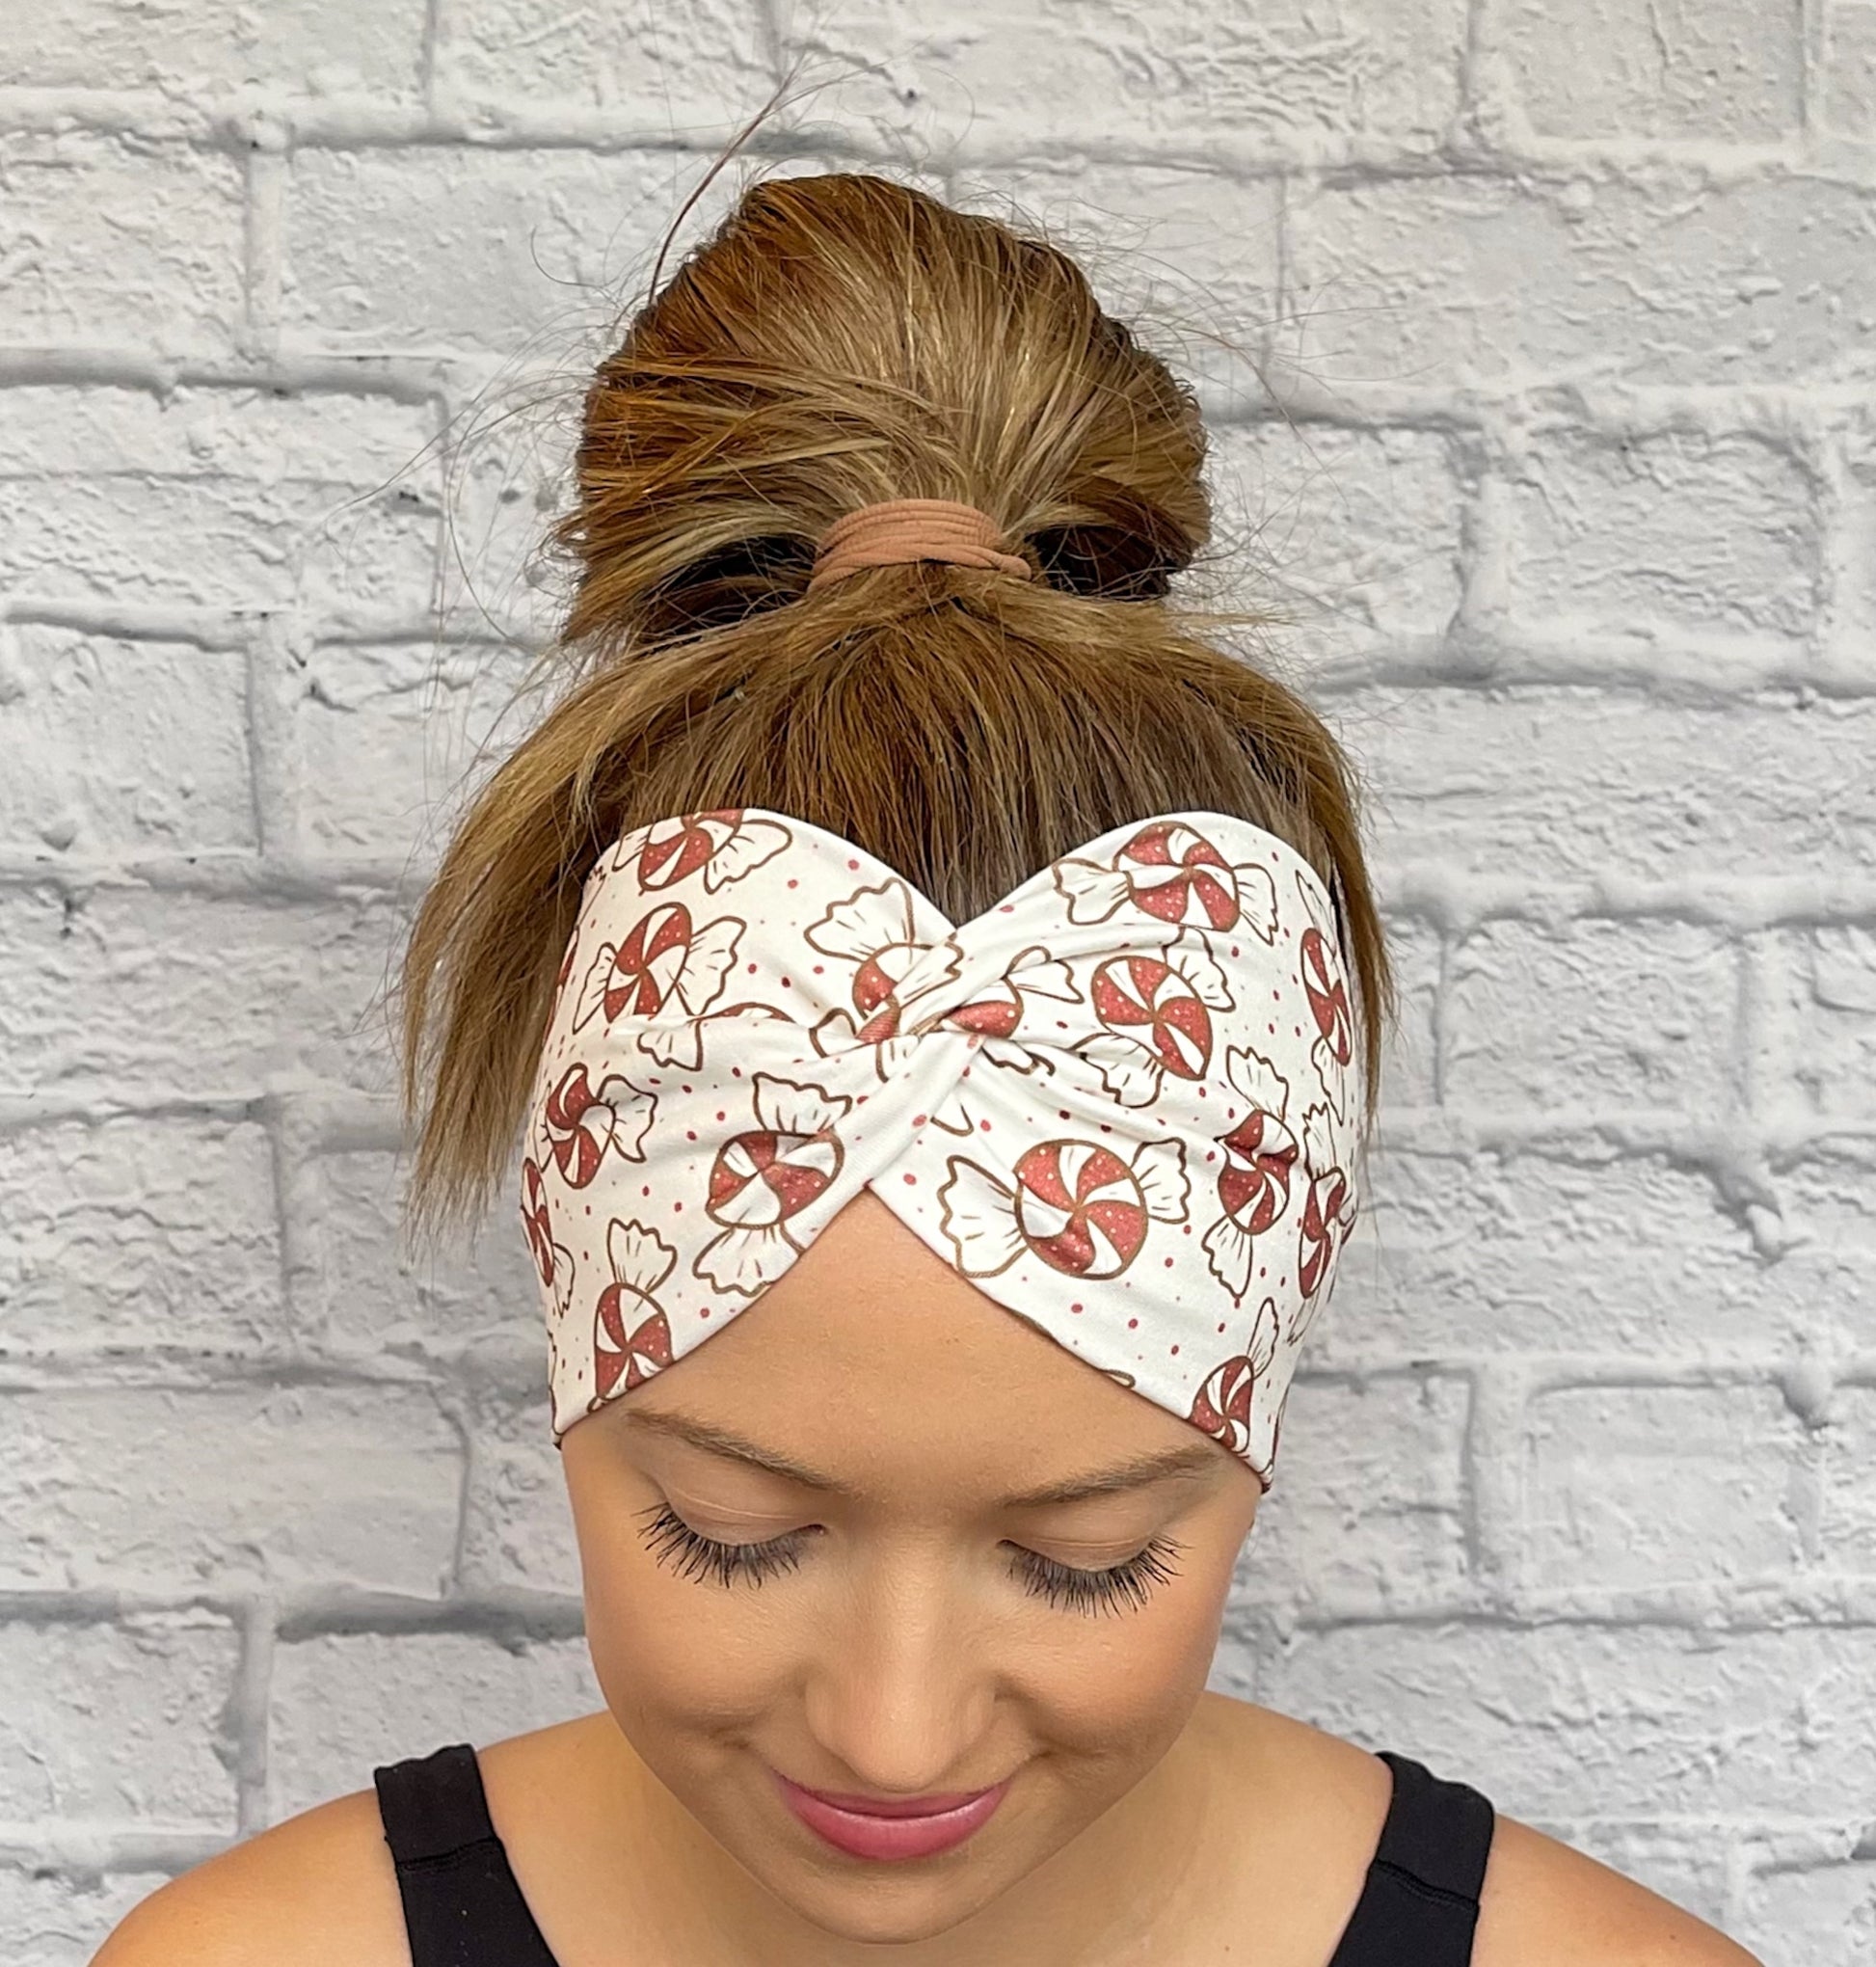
[
  {"left": 1025, "top": 1504, "right": 1249, "bottom": 1768},
  {"left": 572, "top": 1495, "right": 794, "bottom": 1741},
  {"left": 1018, "top": 1571, "right": 1231, "bottom": 1768}
]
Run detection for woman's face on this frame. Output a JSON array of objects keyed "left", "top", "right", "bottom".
[{"left": 561, "top": 1188, "right": 1261, "bottom": 1948}]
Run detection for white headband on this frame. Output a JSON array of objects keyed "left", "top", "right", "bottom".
[{"left": 521, "top": 807, "right": 1363, "bottom": 1488}]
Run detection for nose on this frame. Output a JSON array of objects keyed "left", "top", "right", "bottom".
[{"left": 798, "top": 1556, "right": 999, "bottom": 1794}]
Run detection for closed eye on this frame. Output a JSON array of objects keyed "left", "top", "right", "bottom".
[{"left": 634, "top": 1503, "right": 1184, "bottom": 1617}]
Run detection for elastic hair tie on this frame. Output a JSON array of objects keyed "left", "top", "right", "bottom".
[{"left": 806, "top": 498, "right": 1033, "bottom": 591}]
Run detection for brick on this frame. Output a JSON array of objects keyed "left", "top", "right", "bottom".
[
  {"left": 1285, "top": 172, "right": 1876, "bottom": 389},
  {"left": 0, "top": 132, "right": 242, "bottom": 356},
  {"left": 0, "top": 884, "right": 411, "bottom": 1100},
  {"left": 314, "top": 1148, "right": 541, "bottom": 1354},
  {"left": 0, "top": 626, "right": 253, "bottom": 855},
  {"left": 1343, "top": 1146, "right": 1865, "bottom": 1362},
  {"left": 0, "top": 1117, "right": 283, "bottom": 1355},
  {"left": 1235, "top": 1370, "right": 1470, "bottom": 1613},
  {"left": 1826, "top": 404, "right": 1876, "bottom": 686},
  {"left": 425, "top": 425, "right": 573, "bottom": 648},
  {"left": 0, "top": 1615, "right": 239, "bottom": 1831},
  {"left": 954, "top": 159, "right": 1282, "bottom": 405},
  {"left": 282, "top": 148, "right": 708, "bottom": 356},
  {"left": 434, "top": 0, "right": 766, "bottom": 120},
  {"left": 0, "top": 1386, "right": 462, "bottom": 1593},
  {"left": 0, "top": 9, "right": 1866, "bottom": 1949},
  {"left": 1822, "top": 2, "right": 1876, "bottom": 140},
  {"left": 1353, "top": 687, "right": 1876, "bottom": 889},
  {"left": 1779, "top": 1152, "right": 1876, "bottom": 1243},
  {"left": 1445, "top": 920, "right": 1736, "bottom": 1110},
  {"left": 0, "top": 386, "right": 441, "bottom": 624},
  {"left": 1526, "top": 1383, "right": 1809, "bottom": 1590},
  {"left": 457, "top": 1391, "right": 581, "bottom": 1596},
  {"left": 791, "top": 0, "right": 1467, "bottom": 149},
  {"left": 0, "top": 0, "right": 426, "bottom": 94},
  {"left": 0, "top": 1870, "right": 171, "bottom": 1967},
  {"left": 1507, "top": 428, "right": 1815, "bottom": 643},
  {"left": 1253, "top": 1622, "right": 1876, "bottom": 1820},
  {"left": 268, "top": 1630, "right": 602, "bottom": 1819},
  {"left": 1375, "top": 913, "right": 1440, "bottom": 1109},
  {"left": 1494, "top": 0, "right": 1801, "bottom": 141},
  {"left": 1757, "top": 926, "right": 1876, "bottom": 1124},
  {"left": 294, "top": 640, "right": 535, "bottom": 861},
  {"left": 1736, "top": 1850, "right": 1876, "bottom": 1966},
  {"left": 1819, "top": 1387, "right": 1876, "bottom": 1575},
  {"left": 1208, "top": 422, "right": 1465, "bottom": 639}
]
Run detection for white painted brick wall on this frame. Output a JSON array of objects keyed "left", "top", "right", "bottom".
[{"left": 1, "top": 6, "right": 1871, "bottom": 1961}]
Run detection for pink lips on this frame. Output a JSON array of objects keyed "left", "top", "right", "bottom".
[{"left": 773, "top": 1768, "right": 1012, "bottom": 1861}]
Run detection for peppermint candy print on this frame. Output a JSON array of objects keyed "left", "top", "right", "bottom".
[
  {"left": 521, "top": 806, "right": 1365, "bottom": 1489},
  {"left": 1294, "top": 869, "right": 1356, "bottom": 1123},
  {"left": 608, "top": 810, "right": 792, "bottom": 892},
  {"left": 592, "top": 1220, "right": 678, "bottom": 1407},
  {"left": 696, "top": 1073, "right": 851, "bottom": 1296},
  {"left": 1074, "top": 934, "right": 1232, "bottom": 1109},
  {"left": 921, "top": 946, "right": 1081, "bottom": 1089},
  {"left": 520, "top": 1155, "right": 574, "bottom": 1316},
  {"left": 1200, "top": 1045, "right": 1300, "bottom": 1307},
  {"left": 802, "top": 878, "right": 965, "bottom": 1074},
  {"left": 573, "top": 900, "right": 743, "bottom": 1073},
  {"left": 938, "top": 1137, "right": 1188, "bottom": 1281},
  {"left": 1056, "top": 820, "right": 1277, "bottom": 936},
  {"left": 1189, "top": 1297, "right": 1279, "bottom": 1471},
  {"left": 803, "top": 879, "right": 1081, "bottom": 1087},
  {"left": 1292, "top": 1106, "right": 1357, "bottom": 1348},
  {"left": 539, "top": 1063, "right": 655, "bottom": 1187}
]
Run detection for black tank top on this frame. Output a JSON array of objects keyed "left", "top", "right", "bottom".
[{"left": 374, "top": 1741, "right": 1495, "bottom": 1965}]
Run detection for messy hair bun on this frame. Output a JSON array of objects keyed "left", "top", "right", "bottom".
[{"left": 400, "top": 171, "right": 1395, "bottom": 1229}]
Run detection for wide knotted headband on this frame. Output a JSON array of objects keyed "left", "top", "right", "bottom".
[{"left": 520, "top": 801, "right": 1364, "bottom": 1490}]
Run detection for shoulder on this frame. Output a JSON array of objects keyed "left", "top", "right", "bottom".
[
  {"left": 90, "top": 1787, "right": 407, "bottom": 1967},
  {"left": 1475, "top": 1811, "right": 1762, "bottom": 1966},
  {"left": 1201, "top": 1698, "right": 1762, "bottom": 1967},
  {"left": 89, "top": 1716, "right": 616, "bottom": 1967}
]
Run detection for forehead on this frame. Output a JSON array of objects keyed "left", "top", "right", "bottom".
[{"left": 616, "top": 1189, "right": 1202, "bottom": 1491}]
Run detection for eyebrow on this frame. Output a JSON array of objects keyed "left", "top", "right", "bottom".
[{"left": 621, "top": 1408, "right": 1220, "bottom": 1508}]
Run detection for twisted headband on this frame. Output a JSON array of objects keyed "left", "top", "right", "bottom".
[{"left": 521, "top": 807, "right": 1363, "bottom": 1489}]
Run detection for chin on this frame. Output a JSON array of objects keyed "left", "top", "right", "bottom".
[{"left": 740, "top": 1846, "right": 1030, "bottom": 1949}]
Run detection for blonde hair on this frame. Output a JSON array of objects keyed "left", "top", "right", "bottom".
[{"left": 400, "top": 170, "right": 1396, "bottom": 1231}]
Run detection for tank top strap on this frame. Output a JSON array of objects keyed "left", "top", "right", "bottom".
[
  {"left": 373, "top": 1743, "right": 560, "bottom": 1967},
  {"left": 1326, "top": 1750, "right": 1496, "bottom": 1966}
]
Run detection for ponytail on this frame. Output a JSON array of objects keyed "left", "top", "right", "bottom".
[{"left": 399, "top": 171, "right": 1395, "bottom": 1233}]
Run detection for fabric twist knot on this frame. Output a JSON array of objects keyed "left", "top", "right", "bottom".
[{"left": 522, "top": 805, "right": 1364, "bottom": 1489}]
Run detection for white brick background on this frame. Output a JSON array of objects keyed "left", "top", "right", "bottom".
[{"left": 0, "top": 5, "right": 1871, "bottom": 1962}]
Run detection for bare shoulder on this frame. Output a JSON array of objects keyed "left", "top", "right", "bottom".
[
  {"left": 90, "top": 1788, "right": 406, "bottom": 1967},
  {"left": 1202, "top": 1699, "right": 1761, "bottom": 1967},
  {"left": 90, "top": 1714, "right": 618, "bottom": 1967},
  {"left": 1477, "top": 1814, "right": 1764, "bottom": 1967}
]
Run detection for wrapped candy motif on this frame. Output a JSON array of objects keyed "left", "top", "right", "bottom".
[
  {"left": 593, "top": 1220, "right": 677, "bottom": 1401},
  {"left": 695, "top": 1073, "right": 851, "bottom": 1295},
  {"left": 1200, "top": 1044, "right": 1301, "bottom": 1304},
  {"left": 521, "top": 806, "right": 1364, "bottom": 1488},
  {"left": 940, "top": 1137, "right": 1188, "bottom": 1282},
  {"left": 539, "top": 1063, "right": 652, "bottom": 1188}
]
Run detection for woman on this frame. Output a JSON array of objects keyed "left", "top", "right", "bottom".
[{"left": 97, "top": 172, "right": 1759, "bottom": 1967}]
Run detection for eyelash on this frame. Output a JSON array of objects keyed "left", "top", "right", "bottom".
[{"left": 634, "top": 1502, "right": 1185, "bottom": 1617}]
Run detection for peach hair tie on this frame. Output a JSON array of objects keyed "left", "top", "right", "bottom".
[{"left": 807, "top": 498, "right": 1033, "bottom": 590}]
